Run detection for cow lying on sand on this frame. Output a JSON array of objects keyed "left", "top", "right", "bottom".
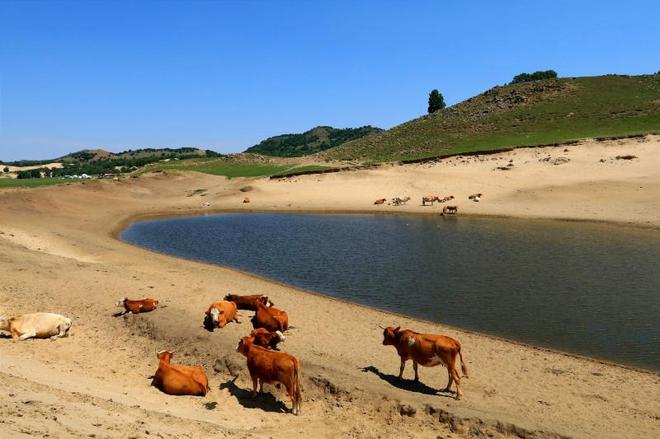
[
  {"left": 251, "top": 297, "right": 288, "bottom": 332},
  {"left": 0, "top": 313, "right": 72, "bottom": 340},
  {"left": 381, "top": 326, "right": 468, "bottom": 400},
  {"left": 224, "top": 294, "right": 274, "bottom": 311},
  {"left": 204, "top": 301, "right": 239, "bottom": 330},
  {"left": 237, "top": 335, "right": 302, "bottom": 415},
  {"left": 468, "top": 193, "right": 482, "bottom": 202},
  {"left": 153, "top": 350, "right": 209, "bottom": 396},
  {"left": 250, "top": 328, "right": 286, "bottom": 350},
  {"left": 116, "top": 297, "right": 159, "bottom": 314},
  {"left": 374, "top": 198, "right": 387, "bottom": 205}
]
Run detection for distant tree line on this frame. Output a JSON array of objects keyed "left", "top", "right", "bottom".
[
  {"left": 510, "top": 70, "right": 558, "bottom": 84},
  {"left": 246, "top": 126, "right": 383, "bottom": 157},
  {"left": 10, "top": 149, "right": 222, "bottom": 179}
]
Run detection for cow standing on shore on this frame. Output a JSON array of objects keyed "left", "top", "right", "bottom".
[
  {"left": 236, "top": 335, "right": 302, "bottom": 415},
  {"left": 381, "top": 326, "right": 468, "bottom": 400}
]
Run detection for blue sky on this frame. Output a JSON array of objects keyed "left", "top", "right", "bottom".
[{"left": 1, "top": 0, "right": 659, "bottom": 161}]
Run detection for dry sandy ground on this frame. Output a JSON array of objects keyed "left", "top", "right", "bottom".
[{"left": 1, "top": 136, "right": 659, "bottom": 438}]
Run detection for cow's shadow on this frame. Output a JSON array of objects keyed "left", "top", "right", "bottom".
[
  {"left": 360, "top": 365, "right": 454, "bottom": 398},
  {"left": 220, "top": 377, "right": 290, "bottom": 414}
]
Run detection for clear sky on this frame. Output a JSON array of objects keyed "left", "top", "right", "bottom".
[{"left": 1, "top": 0, "right": 659, "bottom": 161}]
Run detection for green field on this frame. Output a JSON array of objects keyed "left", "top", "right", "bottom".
[
  {"left": 322, "top": 74, "right": 660, "bottom": 162},
  {"left": 0, "top": 178, "right": 72, "bottom": 188},
  {"left": 142, "top": 158, "right": 334, "bottom": 179}
]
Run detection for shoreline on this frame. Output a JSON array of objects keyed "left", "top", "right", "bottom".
[{"left": 115, "top": 209, "right": 659, "bottom": 376}]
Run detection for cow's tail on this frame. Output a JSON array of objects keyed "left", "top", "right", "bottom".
[
  {"left": 293, "top": 358, "right": 302, "bottom": 415},
  {"left": 458, "top": 347, "right": 468, "bottom": 378}
]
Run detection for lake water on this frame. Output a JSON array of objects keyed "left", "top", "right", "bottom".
[{"left": 121, "top": 213, "right": 660, "bottom": 371}]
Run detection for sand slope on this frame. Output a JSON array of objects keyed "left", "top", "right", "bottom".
[{"left": 1, "top": 136, "right": 659, "bottom": 438}]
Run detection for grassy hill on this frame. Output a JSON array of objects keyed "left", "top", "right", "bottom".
[
  {"left": 245, "top": 125, "right": 382, "bottom": 157},
  {"left": 321, "top": 74, "right": 660, "bottom": 162}
]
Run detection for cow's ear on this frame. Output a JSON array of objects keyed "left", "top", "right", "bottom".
[{"left": 394, "top": 326, "right": 401, "bottom": 333}]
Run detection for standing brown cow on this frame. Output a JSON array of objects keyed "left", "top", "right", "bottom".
[
  {"left": 236, "top": 336, "right": 302, "bottom": 415},
  {"left": 382, "top": 326, "right": 468, "bottom": 400},
  {"left": 153, "top": 350, "right": 209, "bottom": 396}
]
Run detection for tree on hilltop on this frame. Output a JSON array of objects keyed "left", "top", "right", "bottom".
[{"left": 428, "top": 89, "right": 446, "bottom": 113}]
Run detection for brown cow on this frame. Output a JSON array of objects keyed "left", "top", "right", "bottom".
[
  {"left": 373, "top": 198, "right": 387, "bottom": 205},
  {"left": 224, "top": 294, "right": 274, "bottom": 311},
  {"left": 153, "top": 350, "right": 209, "bottom": 396},
  {"left": 250, "top": 328, "right": 286, "bottom": 350},
  {"left": 204, "top": 301, "right": 239, "bottom": 330},
  {"left": 251, "top": 297, "right": 288, "bottom": 332},
  {"left": 116, "top": 297, "right": 159, "bottom": 314},
  {"left": 422, "top": 195, "right": 440, "bottom": 206},
  {"left": 441, "top": 205, "right": 458, "bottom": 215},
  {"left": 382, "top": 326, "right": 468, "bottom": 400},
  {"left": 468, "top": 193, "right": 483, "bottom": 202},
  {"left": 236, "top": 336, "right": 302, "bottom": 414},
  {"left": 439, "top": 195, "right": 455, "bottom": 203}
]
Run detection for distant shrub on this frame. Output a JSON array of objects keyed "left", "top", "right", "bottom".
[
  {"left": 16, "top": 169, "right": 42, "bottom": 179},
  {"left": 2, "top": 166, "right": 8, "bottom": 173},
  {"left": 428, "top": 89, "right": 446, "bottom": 113},
  {"left": 510, "top": 70, "right": 558, "bottom": 84}
]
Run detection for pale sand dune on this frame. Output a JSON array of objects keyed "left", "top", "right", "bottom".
[{"left": 0, "top": 136, "right": 659, "bottom": 438}]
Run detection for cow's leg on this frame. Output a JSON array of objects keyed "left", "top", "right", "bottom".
[
  {"left": 250, "top": 373, "right": 258, "bottom": 398},
  {"left": 413, "top": 361, "right": 419, "bottom": 381},
  {"left": 451, "top": 368, "right": 462, "bottom": 400},
  {"left": 18, "top": 331, "right": 36, "bottom": 341},
  {"left": 398, "top": 358, "right": 406, "bottom": 379},
  {"left": 259, "top": 381, "right": 264, "bottom": 394},
  {"left": 441, "top": 365, "right": 454, "bottom": 393}
]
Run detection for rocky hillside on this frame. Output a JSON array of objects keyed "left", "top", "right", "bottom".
[
  {"left": 321, "top": 74, "right": 660, "bottom": 162},
  {"left": 245, "top": 125, "right": 382, "bottom": 157}
]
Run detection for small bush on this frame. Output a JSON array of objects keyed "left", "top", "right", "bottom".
[{"left": 510, "top": 70, "right": 558, "bottom": 84}]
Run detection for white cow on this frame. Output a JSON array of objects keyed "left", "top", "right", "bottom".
[{"left": 0, "top": 313, "right": 72, "bottom": 340}]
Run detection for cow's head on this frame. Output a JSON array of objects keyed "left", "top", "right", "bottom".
[
  {"left": 210, "top": 307, "right": 228, "bottom": 328},
  {"left": 223, "top": 293, "right": 234, "bottom": 302},
  {"left": 262, "top": 296, "right": 274, "bottom": 308},
  {"left": 382, "top": 326, "right": 401, "bottom": 345},
  {"left": 116, "top": 297, "right": 127, "bottom": 307},
  {"left": 157, "top": 350, "right": 174, "bottom": 363},
  {"left": 236, "top": 336, "right": 253, "bottom": 356}
]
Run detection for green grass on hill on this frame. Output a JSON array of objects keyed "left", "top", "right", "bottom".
[
  {"left": 322, "top": 74, "right": 660, "bottom": 162},
  {"left": 0, "top": 178, "right": 71, "bottom": 188},
  {"left": 143, "top": 158, "right": 290, "bottom": 178}
]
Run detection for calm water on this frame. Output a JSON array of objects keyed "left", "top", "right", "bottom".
[{"left": 121, "top": 213, "right": 660, "bottom": 371}]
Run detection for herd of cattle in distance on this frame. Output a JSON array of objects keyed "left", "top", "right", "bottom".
[
  {"left": 0, "top": 293, "right": 469, "bottom": 415},
  {"left": 373, "top": 192, "right": 483, "bottom": 216}
]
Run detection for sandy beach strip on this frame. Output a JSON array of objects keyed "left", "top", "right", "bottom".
[{"left": 1, "top": 136, "right": 659, "bottom": 438}]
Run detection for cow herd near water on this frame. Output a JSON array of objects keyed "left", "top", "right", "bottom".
[
  {"left": 373, "top": 192, "right": 483, "bottom": 215},
  {"left": 1, "top": 292, "right": 468, "bottom": 415}
]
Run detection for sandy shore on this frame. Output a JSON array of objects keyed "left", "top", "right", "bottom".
[{"left": 1, "top": 136, "right": 659, "bottom": 438}]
